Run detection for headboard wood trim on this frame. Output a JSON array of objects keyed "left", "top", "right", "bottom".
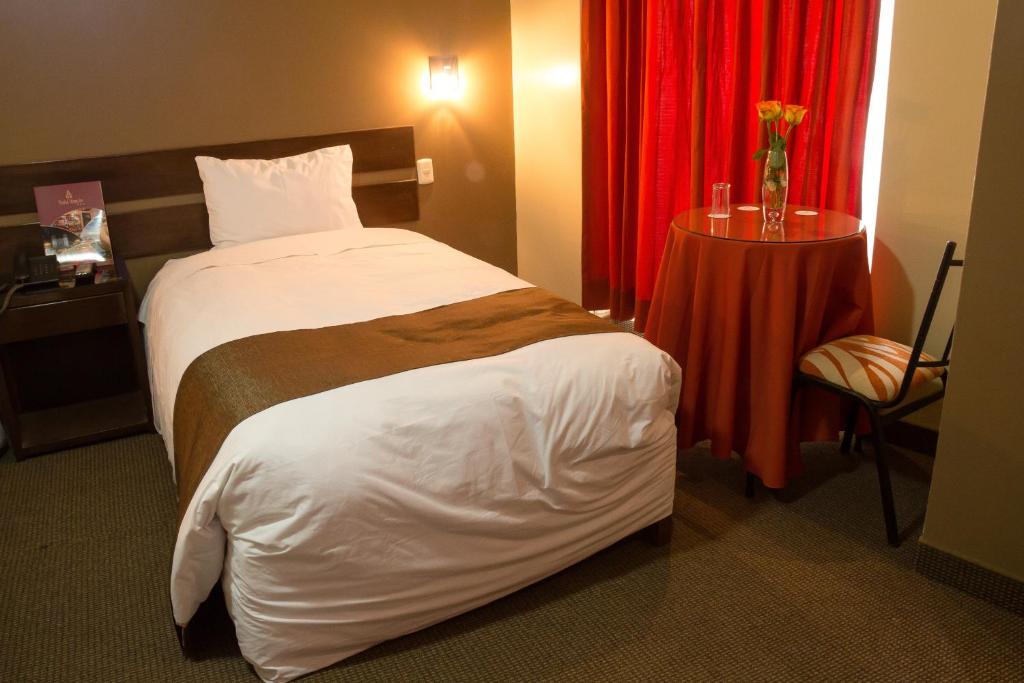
[{"left": 104, "top": 179, "right": 421, "bottom": 259}]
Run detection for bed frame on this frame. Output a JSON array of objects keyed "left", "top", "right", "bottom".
[
  {"left": 0, "top": 126, "right": 419, "bottom": 292},
  {"left": 0, "top": 125, "right": 674, "bottom": 659}
]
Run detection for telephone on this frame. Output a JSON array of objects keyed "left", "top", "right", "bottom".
[
  {"left": 0, "top": 252, "right": 59, "bottom": 316},
  {"left": 13, "top": 251, "right": 59, "bottom": 288}
]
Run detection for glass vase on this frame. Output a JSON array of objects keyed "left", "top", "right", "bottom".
[{"left": 762, "top": 149, "right": 788, "bottom": 223}]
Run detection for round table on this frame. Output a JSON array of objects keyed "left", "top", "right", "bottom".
[{"left": 644, "top": 204, "right": 874, "bottom": 488}]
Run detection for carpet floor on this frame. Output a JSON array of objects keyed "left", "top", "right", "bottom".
[{"left": 1, "top": 434, "right": 1021, "bottom": 682}]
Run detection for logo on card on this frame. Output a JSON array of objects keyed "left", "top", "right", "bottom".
[{"left": 58, "top": 189, "right": 85, "bottom": 208}]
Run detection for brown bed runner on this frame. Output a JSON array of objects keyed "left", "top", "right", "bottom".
[{"left": 172, "top": 286, "right": 619, "bottom": 521}]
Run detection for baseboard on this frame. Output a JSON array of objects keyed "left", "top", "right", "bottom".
[
  {"left": 916, "top": 543, "right": 1024, "bottom": 616},
  {"left": 887, "top": 420, "right": 938, "bottom": 455}
]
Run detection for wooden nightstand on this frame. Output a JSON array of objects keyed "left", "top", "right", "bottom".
[{"left": 0, "top": 258, "right": 151, "bottom": 460}]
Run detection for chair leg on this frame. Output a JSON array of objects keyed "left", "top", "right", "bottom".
[
  {"left": 745, "top": 471, "right": 757, "bottom": 498},
  {"left": 840, "top": 402, "right": 859, "bottom": 454},
  {"left": 868, "top": 411, "right": 900, "bottom": 547}
]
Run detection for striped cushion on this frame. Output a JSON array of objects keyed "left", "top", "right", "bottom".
[{"left": 798, "top": 335, "right": 944, "bottom": 402}]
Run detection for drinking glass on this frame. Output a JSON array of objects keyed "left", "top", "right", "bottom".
[{"left": 710, "top": 183, "right": 730, "bottom": 218}]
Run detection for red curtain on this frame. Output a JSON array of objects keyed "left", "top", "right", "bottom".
[{"left": 582, "top": 0, "right": 880, "bottom": 328}]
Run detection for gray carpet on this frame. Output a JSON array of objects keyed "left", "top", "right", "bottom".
[{"left": 1, "top": 434, "right": 1021, "bottom": 682}]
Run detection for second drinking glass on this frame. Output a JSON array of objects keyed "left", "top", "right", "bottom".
[{"left": 710, "top": 183, "right": 730, "bottom": 218}]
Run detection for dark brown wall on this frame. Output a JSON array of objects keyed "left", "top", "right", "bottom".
[{"left": 0, "top": 0, "right": 517, "bottom": 272}]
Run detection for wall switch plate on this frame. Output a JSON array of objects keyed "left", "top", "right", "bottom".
[{"left": 416, "top": 158, "right": 435, "bottom": 185}]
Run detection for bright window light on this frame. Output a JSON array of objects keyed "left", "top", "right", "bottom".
[{"left": 860, "top": 0, "right": 896, "bottom": 266}]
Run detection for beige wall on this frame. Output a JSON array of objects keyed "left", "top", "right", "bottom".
[
  {"left": 921, "top": 0, "right": 1024, "bottom": 583},
  {"left": 870, "top": 0, "right": 998, "bottom": 427},
  {"left": 510, "top": 0, "right": 582, "bottom": 303},
  {"left": 0, "top": 0, "right": 517, "bottom": 273}
]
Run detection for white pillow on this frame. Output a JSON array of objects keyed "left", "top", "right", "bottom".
[{"left": 195, "top": 144, "right": 363, "bottom": 248}]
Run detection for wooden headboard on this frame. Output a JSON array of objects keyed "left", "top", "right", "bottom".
[{"left": 0, "top": 127, "right": 418, "bottom": 291}]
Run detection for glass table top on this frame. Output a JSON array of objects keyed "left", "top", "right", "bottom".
[{"left": 672, "top": 204, "right": 866, "bottom": 243}]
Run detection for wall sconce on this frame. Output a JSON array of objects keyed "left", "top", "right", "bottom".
[{"left": 429, "top": 55, "right": 460, "bottom": 100}]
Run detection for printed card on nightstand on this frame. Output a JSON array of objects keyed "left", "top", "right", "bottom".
[{"left": 33, "top": 181, "right": 114, "bottom": 264}]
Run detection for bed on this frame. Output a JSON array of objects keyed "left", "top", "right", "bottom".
[{"left": 0, "top": 128, "right": 681, "bottom": 682}]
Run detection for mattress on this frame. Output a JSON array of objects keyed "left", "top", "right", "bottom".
[{"left": 139, "top": 227, "right": 681, "bottom": 681}]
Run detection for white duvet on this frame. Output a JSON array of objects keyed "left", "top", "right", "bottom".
[{"left": 140, "top": 228, "right": 681, "bottom": 682}]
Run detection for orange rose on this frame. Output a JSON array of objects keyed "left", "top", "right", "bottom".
[
  {"left": 783, "top": 104, "right": 808, "bottom": 125},
  {"left": 756, "top": 100, "right": 782, "bottom": 121}
]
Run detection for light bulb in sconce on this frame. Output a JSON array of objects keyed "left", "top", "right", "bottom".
[{"left": 428, "top": 55, "right": 460, "bottom": 100}]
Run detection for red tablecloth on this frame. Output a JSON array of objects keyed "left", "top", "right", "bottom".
[{"left": 644, "top": 208, "right": 873, "bottom": 488}]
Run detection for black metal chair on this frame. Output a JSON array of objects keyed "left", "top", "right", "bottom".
[{"left": 793, "top": 241, "right": 963, "bottom": 547}]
